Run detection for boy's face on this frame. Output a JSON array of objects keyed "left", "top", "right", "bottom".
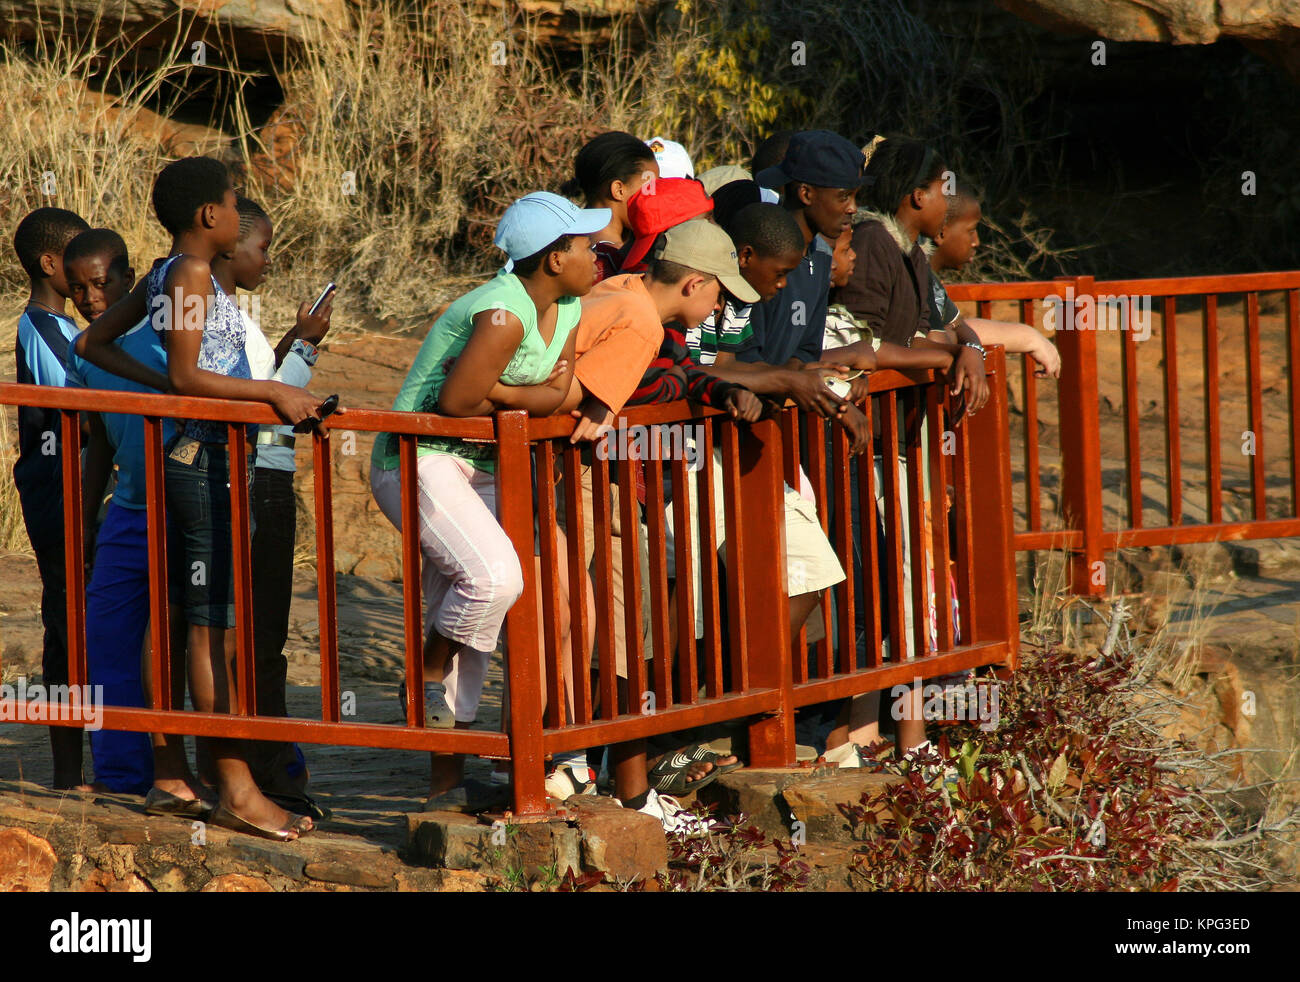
[
  {"left": 66, "top": 253, "right": 135, "bottom": 322},
  {"left": 682, "top": 273, "right": 723, "bottom": 327},
  {"left": 228, "top": 217, "right": 273, "bottom": 291},
  {"left": 829, "top": 226, "right": 856, "bottom": 289},
  {"left": 934, "top": 203, "right": 981, "bottom": 270},
  {"left": 739, "top": 245, "right": 802, "bottom": 303},
  {"left": 554, "top": 234, "right": 598, "bottom": 297},
  {"left": 799, "top": 184, "right": 857, "bottom": 239}
]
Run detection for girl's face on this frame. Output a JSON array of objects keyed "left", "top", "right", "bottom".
[
  {"left": 914, "top": 177, "right": 949, "bottom": 240},
  {"left": 608, "top": 158, "right": 660, "bottom": 219},
  {"left": 210, "top": 188, "right": 242, "bottom": 254},
  {"left": 555, "top": 234, "right": 598, "bottom": 297},
  {"left": 229, "top": 217, "right": 273, "bottom": 291},
  {"left": 829, "top": 225, "right": 856, "bottom": 289},
  {"left": 934, "top": 203, "right": 981, "bottom": 270},
  {"left": 619, "top": 158, "right": 659, "bottom": 199}
]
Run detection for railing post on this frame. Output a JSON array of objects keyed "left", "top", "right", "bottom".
[
  {"left": 1054, "top": 274, "right": 1106, "bottom": 595},
  {"left": 737, "top": 416, "right": 796, "bottom": 767},
  {"left": 964, "top": 348, "right": 1020, "bottom": 665},
  {"left": 495, "top": 410, "right": 549, "bottom": 816}
]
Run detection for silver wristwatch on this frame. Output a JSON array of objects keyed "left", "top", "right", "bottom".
[{"left": 961, "top": 340, "right": 987, "bottom": 360}]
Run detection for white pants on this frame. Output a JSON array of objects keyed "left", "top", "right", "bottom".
[{"left": 370, "top": 455, "right": 525, "bottom": 721}]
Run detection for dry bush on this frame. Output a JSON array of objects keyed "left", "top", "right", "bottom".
[
  {"left": 1, "top": 0, "right": 1076, "bottom": 332},
  {"left": 233, "top": 1, "right": 688, "bottom": 332}
]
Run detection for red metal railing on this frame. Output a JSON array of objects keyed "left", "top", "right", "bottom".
[
  {"left": 947, "top": 272, "right": 1300, "bottom": 593},
  {"left": 0, "top": 352, "right": 1017, "bottom": 817}
]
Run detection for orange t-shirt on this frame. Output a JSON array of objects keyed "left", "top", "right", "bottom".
[{"left": 574, "top": 274, "right": 664, "bottom": 414}]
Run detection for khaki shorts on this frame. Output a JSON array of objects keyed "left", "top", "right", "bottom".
[{"left": 666, "top": 449, "right": 845, "bottom": 639}]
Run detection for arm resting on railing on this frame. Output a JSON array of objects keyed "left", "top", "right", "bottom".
[{"left": 76, "top": 279, "right": 170, "bottom": 393}]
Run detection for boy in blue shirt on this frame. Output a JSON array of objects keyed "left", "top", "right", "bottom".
[
  {"left": 64, "top": 228, "right": 171, "bottom": 798},
  {"left": 11, "top": 206, "right": 92, "bottom": 789}
]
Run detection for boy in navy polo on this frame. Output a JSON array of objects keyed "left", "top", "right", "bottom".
[
  {"left": 64, "top": 227, "right": 165, "bottom": 796},
  {"left": 11, "top": 206, "right": 92, "bottom": 789}
]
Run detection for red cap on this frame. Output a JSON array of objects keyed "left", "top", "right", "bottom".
[{"left": 621, "top": 177, "right": 714, "bottom": 272}]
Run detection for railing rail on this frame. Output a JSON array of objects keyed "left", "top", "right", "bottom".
[
  {"left": 947, "top": 271, "right": 1300, "bottom": 593},
  {"left": 0, "top": 351, "right": 1017, "bottom": 817}
]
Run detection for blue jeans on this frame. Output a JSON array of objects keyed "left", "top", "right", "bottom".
[{"left": 85, "top": 502, "right": 154, "bottom": 794}]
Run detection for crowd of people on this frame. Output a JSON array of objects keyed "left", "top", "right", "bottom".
[{"left": 10, "top": 128, "right": 1059, "bottom": 841}]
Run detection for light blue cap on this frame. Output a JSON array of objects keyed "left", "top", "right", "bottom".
[{"left": 494, "top": 191, "right": 611, "bottom": 272}]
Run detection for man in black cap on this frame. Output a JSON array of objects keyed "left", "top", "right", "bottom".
[{"left": 747, "top": 129, "right": 869, "bottom": 370}]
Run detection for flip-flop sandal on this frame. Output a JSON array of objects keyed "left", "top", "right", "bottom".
[
  {"left": 681, "top": 743, "right": 743, "bottom": 775},
  {"left": 647, "top": 747, "right": 721, "bottom": 796}
]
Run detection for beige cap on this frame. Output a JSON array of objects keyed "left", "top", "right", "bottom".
[
  {"left": 653, "top": 217, "right": 760, "bottom": 304},
  {"left": 698, "top": 164, "right": 753, "bottom": 196}
]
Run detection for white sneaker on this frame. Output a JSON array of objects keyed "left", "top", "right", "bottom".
[
  {"left": 545, "top": 764, "right": 597, "bottom": 799},
  {"left": 635, "top": 788, "right": 718, "bottom": 837},
  {"left": 823, "top": 742, "right": 865, "bottom": 769}
]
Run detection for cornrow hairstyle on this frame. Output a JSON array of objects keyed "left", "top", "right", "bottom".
[
  {"left": 235, "top": 195, "right": 270, "bottom": 238},
  {"left": 561, "top": 131, "right": 656, "bottom": 202},
  {"left": 861, "top": 138, "right": 947, "bottom": 216},
  {"left": 12, "top": 207, "right": 90, "bottom": 280},
  {"left": 151, "top": 156, "right": 232, "bottom": 236},
  {"left": 62, "top": 228, "right": 130, "bottom": 277},
  {"left": 725, "top": 202, "right": 804, "bottom": 258}
]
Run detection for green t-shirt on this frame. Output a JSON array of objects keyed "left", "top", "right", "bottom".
[{"left": 372, "top": 271, "right": 578, "bottom": 473}]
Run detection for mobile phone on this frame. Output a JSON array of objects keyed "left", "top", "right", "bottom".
[
  {"left": 293, "top": 393, "right": 340, "bottom": 434},
  {"left": 308, "top": 282, "right": 336, "bottom": 316}
]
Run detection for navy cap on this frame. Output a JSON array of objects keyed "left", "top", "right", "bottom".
[
  {"left": 755, "top": 130, "right": 872, "bottom": 191},
  {"left": 494, "top": 191, "right": 610, "bottom": 271}
]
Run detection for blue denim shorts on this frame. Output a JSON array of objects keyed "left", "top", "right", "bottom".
[{"left": 165, "top": 436, "right": 255, "bottom": 629}]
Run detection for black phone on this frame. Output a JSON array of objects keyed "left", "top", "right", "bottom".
[
  {"left": 308, "top": 282, "right": 337, "bottom": 316},
  {"left": 293, "top": 393, "right": 340, "bottom": 433}
]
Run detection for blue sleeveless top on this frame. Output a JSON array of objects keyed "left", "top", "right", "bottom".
[{"left": 147, "top": 255, "right": 253, "bottom": 444}]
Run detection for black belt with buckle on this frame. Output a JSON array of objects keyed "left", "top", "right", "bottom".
[{"left": 255, "top": 431, "right": 297, "bottom": 449}]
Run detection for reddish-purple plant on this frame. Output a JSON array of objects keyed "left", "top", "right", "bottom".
[{"left": 843, "top": 645, "right": 1236, "bottom": 891}]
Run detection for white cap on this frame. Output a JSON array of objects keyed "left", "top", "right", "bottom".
[{"left": 644, "top": 136, "right": 694, "bottom": 179}]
